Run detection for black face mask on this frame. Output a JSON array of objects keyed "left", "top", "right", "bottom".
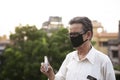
[{"left": 69, "top": 32, "right": 88, "bottom": 48}]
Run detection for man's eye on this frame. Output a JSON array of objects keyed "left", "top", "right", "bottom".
[
  {"left": 69, "top": 33, "right": 80, "bottom": 37},
  {"left": 70, "top": 32, "right": 79, "bottom": 35}
]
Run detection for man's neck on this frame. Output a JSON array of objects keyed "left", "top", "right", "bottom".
[{"left": 77, "top": 42, "right": 91, "bottom": 60}]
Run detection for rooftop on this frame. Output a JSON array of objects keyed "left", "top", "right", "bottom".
[{"left": 98, "top": 32, "right": 118, "bottom": 38}]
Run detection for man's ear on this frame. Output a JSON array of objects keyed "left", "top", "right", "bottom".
[{"left": 86, "top": 31, "right": 92, "bottom": 40}]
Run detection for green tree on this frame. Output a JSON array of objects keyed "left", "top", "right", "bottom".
[
  {"left": 48, "top": 28, "right": 73, "bottom": 71},
  {"left": 0, "top": 25, "right": 48, "bottom": 80},
  {"left": 0, "top": 25, "right": 73, "bottom": 80}
]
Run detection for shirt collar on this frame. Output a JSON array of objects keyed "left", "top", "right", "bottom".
[
  {"left": 85, "top": 47, "right": 96, "bottom": 64},
  {"left": 73, "top": 46, "right": 96, "bottom": 64},
  {"left": 73, "top": 51, "right": 80, "bottom": 61}
]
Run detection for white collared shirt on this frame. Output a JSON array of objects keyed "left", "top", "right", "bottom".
[{"left": 54, "top": 47, "right": 116, "bottom": 80}]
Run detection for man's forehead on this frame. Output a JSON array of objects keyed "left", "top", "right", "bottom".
[
  {"left": 69, "top": 24, "right": 83, "bottom": 28},
  {"left": 68, "top": 24, "right": 83, "bottom": 31}
]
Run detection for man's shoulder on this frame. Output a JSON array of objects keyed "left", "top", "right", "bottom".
[
  {"left": 94, "top": 48, "right": 111, "bottom": 63},
  {"left": 66, "top": 50, "right": 77, "bottom": 58},
  {"left": 95, "top": 49, "right": 108, "bottom": 58},
  {"left": 68, "top": 50, "right": 77, "bottom": 55}
]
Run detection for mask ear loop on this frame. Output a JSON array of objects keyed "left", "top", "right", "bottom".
[
  {"left": 82, "top": 30, "right": 88, "bottom": 43},
  {"left": 83, "top": 38, "right": 88, "bottom": 44}
]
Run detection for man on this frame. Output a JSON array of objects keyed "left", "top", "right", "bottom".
[{"left": 40, "top": 16, "right": 116, "bottom": 80}]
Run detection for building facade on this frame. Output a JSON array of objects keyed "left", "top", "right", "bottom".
[
  {"left": 0, "top": 35, "right": 10, "bottom": 67},
  {"left": 42, "top": 16, "right": 63, "bottom": 30},
  {"left": 92, "top": 20, "right": 118, "bottom": 54},
  {"left": 108, "top": 21, "right": 120, "bottom": 65}
]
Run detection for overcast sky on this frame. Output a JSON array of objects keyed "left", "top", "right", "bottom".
[{"left": 0, "top": 0, "right": 120, "bottom": 37}]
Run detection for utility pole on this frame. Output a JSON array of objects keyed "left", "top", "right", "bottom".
[{"left": 118, "top": 20, "right": 120, "bottom": 65}]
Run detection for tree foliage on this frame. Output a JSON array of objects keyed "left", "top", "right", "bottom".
[{"left": 0, "top": 25, "right": 73, "bottom": 80}]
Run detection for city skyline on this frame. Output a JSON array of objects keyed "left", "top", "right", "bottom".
[{"left": 0, "top": 0, "right": 120, "bottom": 37}]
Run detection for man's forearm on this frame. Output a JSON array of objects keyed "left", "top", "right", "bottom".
[{"left": 49, "top": 75, "right": 55, "bottom": 80}]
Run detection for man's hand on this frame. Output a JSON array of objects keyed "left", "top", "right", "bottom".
[{"left": 40, "top": 63, "right": 55, "bottom": 80}]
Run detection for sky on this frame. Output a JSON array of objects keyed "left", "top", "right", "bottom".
[{"left": 0, "top": 0, "right": 120, "bottom": 38}]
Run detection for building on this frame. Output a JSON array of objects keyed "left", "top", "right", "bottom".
[
  {"left": 0, "top": 35, "right": 9, "bottom": 55},
  {"left": 92, "top": 20, "right": 118, "bottom": 54},
  {"left": 42, "top": 16, "right": 64, "bottom": 31},
  {"left": 0, "top": 36, "right": 10, "bottom": 66},
  {"left": 108, "top": 21, "right": 120, "bottom": 65}
]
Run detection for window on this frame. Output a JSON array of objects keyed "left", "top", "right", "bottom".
[
  {"left": 112, "top": 50, "right": 118, "bottom": 58},
  {"left": 99, "top": 41, "right": 108, "bottom": 47}
]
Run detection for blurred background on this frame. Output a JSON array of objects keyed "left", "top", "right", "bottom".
[{"left": 0, "top": 0, "right": 120, "bottom": 80}]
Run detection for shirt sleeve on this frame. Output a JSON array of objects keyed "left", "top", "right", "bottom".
[
  {"left": 102, "top": 56, "right": 116, "bottom": 80},
  {"left": 54, "top": 54, "right": 70, "bottom": 80}
]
